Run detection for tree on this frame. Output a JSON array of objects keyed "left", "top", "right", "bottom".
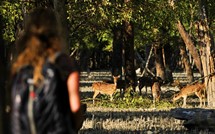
[
  {"left": 112, "top": 25, "right": 123, "bottom": 76},
  {"left": 197, "top": 0, "right": 215, "bottom": 107},
  {"left": 122, "top": 0, "right": 136, "bottom": 91},
  {"left": 176, "top": 20, "right": 203, "bottom": 76},
  {"left": 168, "top": 0, "right": 203, "bottom": 82},
  {"left": 153, "top": 43, "right": 165, "bottom": 80},
  {"left": 179, "top": 42, "right": 194, "bottom": 82},
  {"left": 0, "top": 13, "right": 5, "bottom": 134}
]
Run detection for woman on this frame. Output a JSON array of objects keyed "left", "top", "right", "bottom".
[{"left": 11, "top": 7, "right": 83, "bottom": 133}]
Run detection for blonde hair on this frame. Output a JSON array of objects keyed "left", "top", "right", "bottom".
[{"left": 12, "top": 7, "right": 62, "bottom": 85}]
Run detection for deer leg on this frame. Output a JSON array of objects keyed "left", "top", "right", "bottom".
[
  {"left": 145, "top": 86, "right": 147, "bottom": 96},
  {"left": 195, "top": 91, "right": 202, "bottom": 107},
  {"left": 156, "top": 91, "right": 161, "bottom": 102},
  {"left": 203, "top": 95, "right": 206, "bottom": 107},
  {"left": 138, "top": 86, "right": 142, "bottom": 95},
  {"left": 202, "top": 90, "right": 206, "bottom": 106},
  {"left": 182, "top": 96, "right": 187, "bottom": 107},
  {"left": 110, "top": 94, "right": 113, "bottom": 101},
  {"left": 138, "top": 84, "right": 141, "bottom": 95},
  {"left": 93, "top": 91, "right": 100, "bottom": 104},
  {"left": 119, "top": 88, "right": 122, "bottom": 95},
  {"left": 199, "top": 97, "right": 202, "bottom": 107}
]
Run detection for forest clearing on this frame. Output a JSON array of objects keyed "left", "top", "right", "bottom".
[{"left": 78, "top": 71, "right": 213, "bottom": 134}]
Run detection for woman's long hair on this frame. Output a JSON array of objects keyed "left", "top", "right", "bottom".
[{"left": 12, "top": 7, "right": 62, "bottom": 85}]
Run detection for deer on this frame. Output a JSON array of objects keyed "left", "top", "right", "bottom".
[
  {"left": 172, "top": 82, "right": 206, "bottom": 107},
  {"left": 102, "top": 77, "right": 127, "bottom": 94},
  {"left": 151, "top": 81, "right": 161, "bottom": 104},
  {"left": 171, "top": 79, "right": 185, "bottom": 89},
  {"left": 138, "top": 75, "right": 163, "bottom": 95},
  {"left": 92, "top": 75, "right": 120, "bottom": 104}
]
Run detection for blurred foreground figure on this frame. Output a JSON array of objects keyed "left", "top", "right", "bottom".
[{"left": 10, "top": 7, "right": 86, "bottom": 134}]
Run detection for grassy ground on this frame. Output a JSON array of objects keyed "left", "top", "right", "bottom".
[{"left": 79, "top": 85, "right": 212, "bottom": 134}]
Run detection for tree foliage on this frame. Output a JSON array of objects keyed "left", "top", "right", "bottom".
[
  {"left": 0, "top": 1, "right": 22, "bottom": 42},
  {"left": 0, "top": 0, "right": 214, "bottom": 65},
  {"left": 0, "top": 1, "right": 35, "bottom": 43}
]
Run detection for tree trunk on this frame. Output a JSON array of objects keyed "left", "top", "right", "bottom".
[
  {"left": 112, "top": 25, "right": 123, "bottom": 76},
  {"left": 120, "top": 0, "right": 136, "bottom": 92},
  {"left": 163, "top": 44, "right": 174, "bottom": 83},
  {"left": 153, "top": 43, "right": 165, "bottom": 80},
  {"left": 141, "top": 45, "right": 155, "bottom": 77},
  {"left": 197, "top": 0, "right": 215, "bottom": 107},
  {"left": 80, "top": 48, "right": 90, "bottom": 71},
  {"left": 0, "top": 44, "right": 5, "bottom": 134},
  {"left": 179, "top": 43, "right": 194, "bottom": 82},
  {"left": 177, "top": 21, "right": 203, "bottom": 76},
  {"left": 123, "top": 21, "right": 136, "bottom": 91},
  {"left": 0, "top": 14, "right": 7, "bottom": 134}
]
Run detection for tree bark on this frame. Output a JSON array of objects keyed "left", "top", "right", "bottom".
[
  {"left": 163, "top": 44, "right": 174, "bottom": 83},
  {"left": 79, "top": 47, "right": 90, "bottom": 71},
  {"left": 119, "top": 0, "right": 136, "bottom": 92},
  {"left": 179, "top": 44, "right": 194, "bottom": 82},
  {"left": 141, "top": 46, "right": 155, "bottom": 77},
  {"left": 162, "top": 44, "right": 173, "bottom": 83},
  {"left": 0, "top": 34, "right": 4, "bottom": 134},
  {"left": 197, "top": 0, "right": 215, "bottom": 107},
  {"left": 123, "top": 21, "right": 136, "bottom": 91},
  {"left": 153, "top": 43, "right": 165, "bottom": 80},
  {"left": 112, "top": 25, "right": 123, "bottom": 76},
  {"left": 177, "top": 21, "right": 203, "bottom": 76}
]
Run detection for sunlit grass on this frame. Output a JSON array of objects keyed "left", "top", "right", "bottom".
[{"left": 82, "top": 89, "right": 175, "bottom": 110}]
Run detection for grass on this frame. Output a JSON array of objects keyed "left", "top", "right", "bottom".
[
  {"left": 81, "top": 88, "right": 176, "bottom": 110},
  {"left": 80, "top": 85, "right": 214, "bottom": 134}
]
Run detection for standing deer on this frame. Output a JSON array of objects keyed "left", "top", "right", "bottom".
[
  {"left": 102, "top": 78, "right": 126, "bottom": 94},
  {"left": 92, "top": 75, "right": 120, "bottom": 104},
  {"left": 138, "top": 75, "right": 163, "bottom": 95},
  {"left": 172, "top": 82, "right": 206, "bottom": 107}
]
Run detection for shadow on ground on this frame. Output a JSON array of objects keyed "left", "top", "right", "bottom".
[{"left": 80, "top": 110, "right": 212, "bottom": 134}]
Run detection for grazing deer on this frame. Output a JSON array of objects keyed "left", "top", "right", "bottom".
[
  {"left": 152, "top": 81, "right": 161, "bottom": 104},
  {"left": 92, "top": 75, "right": 120, "bottom": 104},
  {"left": 172, "top": 82, "right": 206, "bottom": 107},
  {"left": 138, "top": 75, "right": 163, "bottom": 95}
]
